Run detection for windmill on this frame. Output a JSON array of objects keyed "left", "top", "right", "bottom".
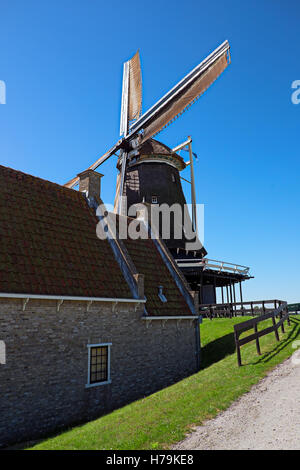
[
  {"left": 65, "top": 41, "right": 231, "bottom": 222},
  {"left": 65, "top": 41, "right": 253, "bottom": 306}
]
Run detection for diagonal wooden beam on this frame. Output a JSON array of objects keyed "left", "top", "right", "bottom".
[{"left": 64, "top": 140, "right": 124, "bottom": 189}]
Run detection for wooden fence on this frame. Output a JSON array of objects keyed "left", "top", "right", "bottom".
[
  {"left": 199, "top": 299, "right": 285, "bottom": 319},
  {"left": 233, "top": 302, "right": 290, "bottom": 366}
]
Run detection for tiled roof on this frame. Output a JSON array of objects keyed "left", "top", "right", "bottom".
[
  {"left": 0, "top": 165, "right": 193, "bottom": 316},
  {"left": 123, "top": 229, "right": 192, "bottom": 317},
  {"left": 0, "top": 165, "right": 131, "bottom": 298}
]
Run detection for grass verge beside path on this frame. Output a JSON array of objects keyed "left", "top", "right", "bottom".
[{"left": 29, "top": 316, "right": 300, "bottom": 450}]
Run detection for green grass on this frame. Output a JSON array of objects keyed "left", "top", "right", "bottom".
[{"left": 29, "top": 315, "right": 300, "bottom": 450}]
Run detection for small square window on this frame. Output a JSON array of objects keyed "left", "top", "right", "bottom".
[
  {"left": 86, "top": 343, "right": 111, "bottom": 388},
  {"left": 151, "top": 196, "right": 158, "bottom": 204}
]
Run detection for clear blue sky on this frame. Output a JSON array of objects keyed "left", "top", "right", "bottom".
[{"left": 0, "top": 0, "right": 299, "bottom": 302}]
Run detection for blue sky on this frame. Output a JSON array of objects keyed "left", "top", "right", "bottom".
[{"left": 0, "top": 0, "right": 299, "bottom": 302}]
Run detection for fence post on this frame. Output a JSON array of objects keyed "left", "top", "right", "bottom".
[
  {"left": 286, "top": 306, "right": 290, "bottom": 326},
  {"left": 234, "top": 330, "right": 242, "bottom": 367},
  {"left": 280, "top": 311, "right": 285, "bottom": 333},
  {"left": 272, "top": 315, "right": 280, "bottom": 341},
  {"left": 254, "top": 323, "right": 261, "bottom": 355}
]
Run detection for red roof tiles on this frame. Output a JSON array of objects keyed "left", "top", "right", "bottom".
[
  {"left": 0, "top": 165, "right": 131, "bottom": 298},
  {"left": 0, "top": 165, "right": 193, "bottom": 316},
  {"left": 123, "top": 236, "right": 192, "bottom": 316}
]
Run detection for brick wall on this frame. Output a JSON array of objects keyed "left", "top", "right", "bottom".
[{"left": 0, "top": 298, "right": 198, "bottom": 447}]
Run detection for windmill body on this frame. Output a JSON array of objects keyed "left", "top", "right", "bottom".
[{"left": 116, "top": 137, "right": 206, "bottom": 255}]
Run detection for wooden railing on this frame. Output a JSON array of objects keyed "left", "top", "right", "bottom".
[
  {"left": 199, "top": 299, "right": 286, "bottom": 319},
  {"left": 176, "top": 257, "right": 250, "bottom": 275},
  {"left": 233, "top": 302, "right": 290, "bottom": 366}
]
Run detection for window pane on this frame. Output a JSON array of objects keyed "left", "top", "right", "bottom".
[{"left": 89, "top": 346, "right": 109, "bottom": 384}]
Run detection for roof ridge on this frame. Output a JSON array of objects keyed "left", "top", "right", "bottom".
[{"left": 0, "top": 164, "right": 81, "bottom": 197}]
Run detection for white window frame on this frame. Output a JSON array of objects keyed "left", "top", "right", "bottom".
[
  {"left": 0, "top": 341, "right": 6, "bottom": 365},
  {"left": 86, "top": 343, "right": 112, "bottom": 388},
  {"left": 151, "top": 195, "right": 158, "bottom": 204}
]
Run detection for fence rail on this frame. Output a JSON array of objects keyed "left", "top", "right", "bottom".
[
  {"left": 199, "top": 299, "right": 285, "bottom": 319},
  {"left": 233, "top": 302, "right": 290, "bottom": 366}
]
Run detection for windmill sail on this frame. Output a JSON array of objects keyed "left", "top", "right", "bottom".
[
  {"left": 129, "top": 40, "right": 230, "bottom": 142},
  {"left": 64, "top": 41, "right": 230, "bottom": 190},
  {"left": 142, "top": 54, "right": 228, "bottom": 141},
  {"left": 120, "top": 50, "right": 142, "bottom": 136},
  {"left": 128, "top": 50, "right": 142, "bottom": 122}
]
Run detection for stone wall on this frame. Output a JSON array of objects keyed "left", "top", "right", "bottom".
[{"left": 0, "top": 298, "right": 198, "bottom": 447}]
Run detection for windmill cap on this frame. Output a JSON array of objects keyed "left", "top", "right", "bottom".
[{"left": 124, "top": 138, "right": 186, "bottom": 171}]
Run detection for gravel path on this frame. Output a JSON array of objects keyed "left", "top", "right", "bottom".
[{"left": 174, "top": 357, "right": 300, "bottom": 450}]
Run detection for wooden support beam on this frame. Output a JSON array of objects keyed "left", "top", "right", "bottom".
[
  {"left": 233, "top": 281, "right": 236, "bottom": 314},
  {"left": 200, "top": 272, "right": 203, "bottom": 304},
  {"left": 213, "top": 276, "right": 216, "bottom": 304},
  {"left": 229, "top": 281, "right": 233, "bottom": 317}
]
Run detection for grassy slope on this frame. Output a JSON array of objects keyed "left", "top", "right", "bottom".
[{"left": 30, "top": 316, "right": 300, "bottom": 450}]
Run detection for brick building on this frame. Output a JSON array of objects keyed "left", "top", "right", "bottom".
[{"left": 0, "top": 165, "right": 200, "bottom": 447}]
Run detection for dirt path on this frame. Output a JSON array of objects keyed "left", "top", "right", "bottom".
[{"left": 173, "top": 357, "right": 300, "bottom": 450}]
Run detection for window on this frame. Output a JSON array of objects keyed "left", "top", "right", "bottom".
[
  {"left": 171, "top": 173, "right": 176, "bottom": 183},
  {"left": 151, "top": 195, "right": 158, "bottom": 204},
  {"left": 86, "top": 343, "right": 111, "bottom": 388}
]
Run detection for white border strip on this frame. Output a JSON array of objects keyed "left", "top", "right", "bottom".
[{"left": 0, "top": 293, "right": 146, "bottom": 303}]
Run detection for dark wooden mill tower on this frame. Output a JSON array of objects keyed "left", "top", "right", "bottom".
[
  {"left": 65, "top": 41, "right": 252, "bottom": 306},
  {"left": 114, "top": 137, "right": 206, "bottom": 254}
]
